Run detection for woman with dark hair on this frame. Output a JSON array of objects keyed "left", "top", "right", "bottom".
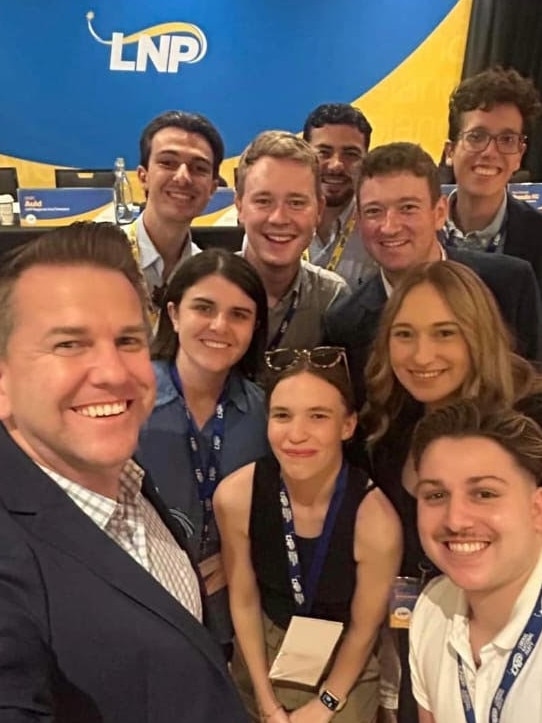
[
  {"left": 215, "top": 348, "right": 401, "bottom": 723},
  {"left": 138, "top": 248, "right": 269, "bottom": 646}
]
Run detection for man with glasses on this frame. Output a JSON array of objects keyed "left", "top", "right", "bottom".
[
  {"left": 303, "top": 104, "right": 378, "bottom": 289},
  {"left": 441, "top": 67, "right": 542, "bottom": 290},
  {"left": 325, "top": 142, "right": 542, "bottom": 409}
]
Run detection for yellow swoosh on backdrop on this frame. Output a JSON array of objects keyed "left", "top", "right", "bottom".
[{"left": 117, "top": 22, "right": 205, "bottom": 46}]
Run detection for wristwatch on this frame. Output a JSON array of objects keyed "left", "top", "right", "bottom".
[{"left": 318, "top": 683, "right": 347, "bottom": 712}]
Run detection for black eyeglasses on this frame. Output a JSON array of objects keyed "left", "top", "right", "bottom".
[
  {"left": 264, "top": 346, "right": 350, "bottom": 380},
  {"left": 457, "top": 129, "right": 527, "bottom": 155}
]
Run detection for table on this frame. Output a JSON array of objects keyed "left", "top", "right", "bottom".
[{"left": 0, "top": 224, "right": 245, "bottom": 257}]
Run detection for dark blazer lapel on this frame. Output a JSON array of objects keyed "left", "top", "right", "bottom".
[
  {"left": 503, "top": 193, "right": 540, "bottom": 257},
  {"left": 358, "top": 274, "right": 388, "bottom": 312},
  {"left": 0, "top": 425, "right": 226, "bottom": 677}
]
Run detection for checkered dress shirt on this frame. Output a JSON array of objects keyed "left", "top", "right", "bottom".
[{"left": 42, "top": 459, "right": 202, "bottom": 621}]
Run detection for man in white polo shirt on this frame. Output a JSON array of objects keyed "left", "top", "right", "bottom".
[{"left": 409, "top": 400, "right": 542, "bottom": 723}]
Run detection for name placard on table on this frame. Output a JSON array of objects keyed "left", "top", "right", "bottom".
[
  {"left": 17, "top": 188, "right": 115, "bottom": 227},
  {"left": 441, "top": 183, "right": 542, "bottom": 212}
]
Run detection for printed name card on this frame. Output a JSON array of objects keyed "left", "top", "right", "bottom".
[{"left": 17, "top": 188, "right": 115, "bottom": 227}]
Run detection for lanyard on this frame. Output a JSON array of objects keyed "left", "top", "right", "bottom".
[
  {"left": 267, "top": 287, "right": 301, "bottom": 351},
  {"left": 457, "top": 585, "right": 542, "bottom": 723},
  {"left": 279, "top": 463, "right": 348, "bottom": 614},
  {"left": 326, "top": 210, "right": 357, "bottom": 272},
  {"left": 303, "top": 207, "right": 357, "bottom": 269},
  {"left": 169, "top": 363, "right": 226, "bottom": 549},
  {"left": 125, "top": 221, "right": 159, "bottom": 328}
]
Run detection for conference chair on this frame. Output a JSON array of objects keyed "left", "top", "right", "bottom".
[
  {"left": 54, "top": 168, "right": 115, "bottom": 188},
  {"left": 0, "top": 167, "right": 19, "bottom": 197}
]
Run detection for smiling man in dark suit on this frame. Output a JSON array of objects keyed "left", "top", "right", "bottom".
[
  {"left": 0, "top": 222, "right": 247, "bottom": 723},
  {"left": 325, "top": 142, "right": 542, "bottom": 408},
  {"left": 441, "top": 67, "right": 542, "bottom": 291}
]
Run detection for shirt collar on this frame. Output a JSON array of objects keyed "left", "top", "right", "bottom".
[
  {"left": 313, "top": 197, "right": 357, "bottom": 247},
  {"left": 337, "top": 196, "right": 357, "bottom": 228},
  {"left": 379, "top": 243, "right": 446, "bottom": 298},
  {"left": 40, "top": 459, "right": 145, "bottom": 530},
  {"left": 491, "top": 551, "right": 542, "bottom": 652},
  {"left": 152, "top": 359, "right": 249, "bottom": 413},
  {"left": 449, "top": 551, "right": 542, "bottom": 656},
  {"left": 136, "top": 213, "right": 162, "bottom": 271},
  {"left": 447, "top": 189, "right": 508, "bottom": 247},
  {"left": 286, "top": 262, "right": 304, "bottom": 299},
  {"left": 137, "top": 212, "right": 194, "bottom": 278}
]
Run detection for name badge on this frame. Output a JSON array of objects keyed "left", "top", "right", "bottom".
[
  {"left": 269, "top": 616, "right": 343, "bottom": 690},
  {"left": 389, "top": 576, "right": 421, "bottom": 629}
]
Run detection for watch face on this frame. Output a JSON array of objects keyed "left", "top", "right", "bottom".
[{"left": 320, "top": 690, "right": 339, "bottom": 711}]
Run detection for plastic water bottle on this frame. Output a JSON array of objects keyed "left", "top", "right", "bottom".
[{"left": 113, "top": 157, "right": 134, "bottom": 224}]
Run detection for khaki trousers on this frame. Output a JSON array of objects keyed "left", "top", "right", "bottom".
[{"left": 232, "top": 614, "right": 379, "bottom": 723}]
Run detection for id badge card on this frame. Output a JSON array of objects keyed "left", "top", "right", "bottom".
[
  {"left": 268, "top": 616, "right": 344, "bottom": 690},
  {"left": 198, "top": 552, "right": 226, "bottom": 597},
  {"left": 389, "top": 576, "right": 421, "bottom": 629}
]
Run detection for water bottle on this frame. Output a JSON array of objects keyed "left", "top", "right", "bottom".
[{"left": 113, "top": 157, "right": 134, "bottom": 224}]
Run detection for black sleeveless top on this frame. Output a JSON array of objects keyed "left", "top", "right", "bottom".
[{"left": 249, "top": 455, "right": 374, "bottom": 630}]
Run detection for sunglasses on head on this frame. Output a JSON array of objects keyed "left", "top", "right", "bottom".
[{"left": 264, "top": 346, "right": 350, "bottom": 381}]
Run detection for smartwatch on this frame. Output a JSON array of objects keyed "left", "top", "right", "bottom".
[{"left": 318, "top": 684, "right": 347, "bottom": 713}]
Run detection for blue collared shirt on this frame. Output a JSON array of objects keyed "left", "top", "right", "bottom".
[
  {"left": 133, "top": 213, "right": 201, "bottom": 293},
  {"left": 137, "top": 360, "right": 269, "bottom": 554}
]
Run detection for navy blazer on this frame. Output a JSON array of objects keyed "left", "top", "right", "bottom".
[
  {"left": 504, "top": 193, "right": 542, "bottom": 293},
  {"left": 324, "top": 247, "right": 542, "bottom": 407},
  {"left": 0, "top": 424, "right": 248, "bottom": 723}
]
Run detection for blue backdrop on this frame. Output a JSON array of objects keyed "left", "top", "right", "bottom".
[{"left": 1, "top": 0, "right": 459, "bottom": 168}]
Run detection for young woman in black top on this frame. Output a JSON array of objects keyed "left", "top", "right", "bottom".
[{"left": 215, "top": 348, "right": 401, "bottom": 723}]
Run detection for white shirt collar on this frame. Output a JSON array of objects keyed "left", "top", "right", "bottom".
[{"left": 380, "top": 242, "right": 447, "bottom": 299}]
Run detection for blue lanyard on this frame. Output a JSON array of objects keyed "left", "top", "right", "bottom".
[
  {"left": 267, "top": 288, "right": 301, "bottom": 351},
  {"left": 457, "top": 585, "right": 542, "bottom": 723},
  {"left": 169, "top": 363, "right": 227, "bottom": 549},
  {"left": 279, "top": 463, "right": 348, "bottom": 614}
]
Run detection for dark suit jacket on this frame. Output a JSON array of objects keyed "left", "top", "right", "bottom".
[
  {"left": 504, "top": 193, "right": 542, "bottom": 293},
  {"left": 324, "top": 247, "right": 542, "bottom": 407},
  {"left": 0, "top": 424, "right": 248, "bottom": 723}
]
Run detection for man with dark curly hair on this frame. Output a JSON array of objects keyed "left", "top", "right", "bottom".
[{"left": 441, "top": 67, "right": 542, "bottom": 291}]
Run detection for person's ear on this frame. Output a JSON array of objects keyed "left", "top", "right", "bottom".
[
  {"left": 167, "top": 302, "right": 179, "bottom": 333},
  {"left": 341, "top": 411, "right": 358, "bottom": 442},
  {"left": 137, "top": 165, "right": 148, "bottom": 192},
  {"left": 433, "top": 194, "right": 449, "bottom": 231},
  {"left": 532, "top": 486, "right": 542, "bottom": 533},
  {"left": 235, "top": 193, "right": 245, "bottom": 224},
  {"left": 0, "top": 360, "right": 13, "bottom": 421}
]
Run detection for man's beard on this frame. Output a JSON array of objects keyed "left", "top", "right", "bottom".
[{"left": 323, "top": 186, "right": 354, "bottom": 209}]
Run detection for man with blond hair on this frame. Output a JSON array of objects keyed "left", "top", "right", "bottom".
[{"left": 236, "top": 130, "right": 349, "bottom": 351}]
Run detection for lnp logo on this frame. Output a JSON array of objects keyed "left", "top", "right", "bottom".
[{"left": 86, "top": 11, "right": 207, "bottom": 73}]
